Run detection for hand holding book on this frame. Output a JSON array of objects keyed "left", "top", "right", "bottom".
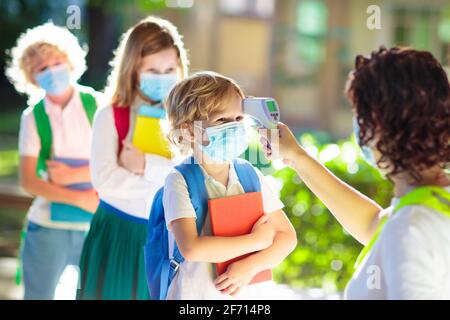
[
  {"left": 47, "top": 160, "right": 89, "bottom": 186},
  {"left": 214, "top": 214, "right": 276, "bottom": 296},
  {"left": 208, "top": 191, "right": 274, "bottom": 291},
  {"left": 49, "top": 157, "right": 98, "bottom": 223}
]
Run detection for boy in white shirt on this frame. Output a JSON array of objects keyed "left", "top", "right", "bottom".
[
  {"left": 162, "top": 71, "right": 298, "bottom": 299},
  {"left": 5, "top": 22, "right": 101, "bottom": 299}
]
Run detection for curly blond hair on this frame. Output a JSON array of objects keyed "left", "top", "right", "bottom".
[
  {"left": 5, "top": 22, "right": 87, "bottom": 102},
  {"left": 164, "top": 71, "right": 245, "bottom": 154}
]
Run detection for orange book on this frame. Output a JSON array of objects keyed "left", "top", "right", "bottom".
[{"left": 208, "top": 191, "right": 272, "bottom": 284}]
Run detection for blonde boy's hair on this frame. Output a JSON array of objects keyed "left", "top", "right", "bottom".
[
  {"left": 5, "top": 22, "right": 87, "bottom": 101},
  {"left": 105, "top": 16, "right": 189, "bottom": 107},
  {"left": 165, "top": 71, "right": 245, "bottom": 153}
]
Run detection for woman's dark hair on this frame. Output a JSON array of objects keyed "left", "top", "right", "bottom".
[{"left": 346, "top": 46, "right": 450, "bottom": 182}]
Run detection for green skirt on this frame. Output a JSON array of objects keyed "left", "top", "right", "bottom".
[{"left": 76, "top": 201, "right": 150, "bottom": 300}]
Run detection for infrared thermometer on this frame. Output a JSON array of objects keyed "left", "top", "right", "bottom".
[
  {"left": 243, "top": 97, "right": 284, "bottom": 165},
  {"left": 243, "top": 97, "right": 280, "bottom": 129}
]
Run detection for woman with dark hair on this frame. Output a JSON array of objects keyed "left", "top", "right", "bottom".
[{"left": 261, "top": 47, "right": 450, "bottom": 299}]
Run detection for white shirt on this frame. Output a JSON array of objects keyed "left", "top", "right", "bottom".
[
  {"left": 90, "top": 99, "right": 177, "bottom": 220},
  {"left": 18, "top": 85, "right": 100, "bottom": 230},
  {"left": 345, "top": 186, "right": 450, "bottom": 300},
  {"left": 163, "top": 162, "right": 285, "bottom": 300}
]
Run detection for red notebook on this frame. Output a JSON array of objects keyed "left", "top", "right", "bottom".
[{"left": 208, "top": 191, "right": 272, "bottom": 284}]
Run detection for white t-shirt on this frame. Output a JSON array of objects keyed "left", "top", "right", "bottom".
[
  {"left": 163, "top": 162, "right": 285, "bottom": 300},
  {"left": 18, "top": 86, "right": 100, "bottom": 230},
  {"left": 345, "top": 186, "right": 450, "bottom": 300},
  {"left": 90, "top": 99, "right": 178, "bottom": 220}
]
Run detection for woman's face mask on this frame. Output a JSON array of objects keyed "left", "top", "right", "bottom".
[
  {"left": 198, "top": 121, "right": 249, "bottom": 162},
  {"left": 34, "top": 63, "right": 71, "bottom": 96},
  {"left": 139, "top": 73, "right": 179, "bottom": 102},
  {"left": 352, "top": 117, "right": 377, "bottom": 167}
]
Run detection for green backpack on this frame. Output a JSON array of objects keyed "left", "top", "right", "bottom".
[
  {"left": 355, "top": 186, "right": 450, "bottom": 268},
  {"left": 15, "top": 91, "right": 97, "bottom": 285},
  {"left": 32, "top": 91, "right": 97, "bottom": 178}
]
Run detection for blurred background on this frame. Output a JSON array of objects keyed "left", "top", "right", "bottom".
[{"left": 0, "top": 0, "right": 449, "bottom": 299}]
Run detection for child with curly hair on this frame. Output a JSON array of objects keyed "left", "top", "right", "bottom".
[{"left": 5, "top": 22, "right": 101, "bottom": 299}]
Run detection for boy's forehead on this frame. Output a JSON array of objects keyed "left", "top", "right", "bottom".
[
  {"left": 27, "top": 45, "right": 67, "bottom": 68},
  {"left": 227, "top": 91, "right": 244, "bottom": 110},
  {"left": 213, "top": 93, "right": 244, "bottom": 117},
  {"left": 29, "top": 44, "right": 62, "bottom": 57}
]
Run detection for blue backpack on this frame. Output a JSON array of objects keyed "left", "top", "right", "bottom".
[{"left": 144, "top": 156, "right": 262, "bottom": 300}]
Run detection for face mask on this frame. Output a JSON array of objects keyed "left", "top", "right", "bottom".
[
  {"left": 199, "top": 121, "right": 249, "bottom": 162},
  {"left": 139, "top": 73, "right": 179, "bottom": 102},
  {"left": 35, "top": 63, "right": 71, "bottom": 96},
  {"left": 352, "top": 117, "right": 377, "bottom": 167}
]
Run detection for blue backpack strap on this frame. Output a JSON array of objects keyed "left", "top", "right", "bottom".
[
  {"left": 162, "top": 156, "right": 208, "bottom": 297},
  {"left": 233, "top": 158, "right": 261, "bottom": 193},
  {"left": 175, "top": 156, "right": 209, "bottom": 235}
]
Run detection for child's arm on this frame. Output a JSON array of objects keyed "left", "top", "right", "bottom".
[
  {"left": 119, "top": 141, "right": 175, "bottom": 182},
  {"left": 171, "top": 214, "right": 275, "bottom": 263},
  {"left": 46, "top": 160, "right": 91, "bottom": 186},
  {"left": 215, "top": 209, "right": 297, "bottom": 296},
  {"left": 261, "top": 123, "right": 382, "bottom": 245},
  {"left": 90, "top": 107, "right": 167, "bottom": 200},
  {"left": 20, "top": 156, "right": 98, "bottom": 213}
]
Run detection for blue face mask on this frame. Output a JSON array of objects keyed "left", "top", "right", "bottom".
[
  {"left": 200, "top": 121, "right": 249, "bottom": 162},
  {"left": 35, "top": 63, "right": 71, "bottom": 96},
  {"left": 139, "top": 73, "right": 179, "bottom": 102},
  {"left": 352, "top": 117, "right": 377, "bottom": 167}
]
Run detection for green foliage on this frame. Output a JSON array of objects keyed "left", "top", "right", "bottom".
[
  {"left": 244, "top": 130, "right": 393, "bottom": 292},
  {"left": 0, "top": 150, "right": 19, "bottom": 178}
]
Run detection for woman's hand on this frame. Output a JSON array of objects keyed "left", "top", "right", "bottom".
[
  {"left": 119, "top": 141, "right": 145, "bottom": 175},
  {"left": 258, "top": 122, "right": 307, "bottom": 166},
  {"left": 214, "top": 259, "right": 258, "bottom": 296},
  {"left": 250, "top": 214, "right": 276, "bottom": 251}
]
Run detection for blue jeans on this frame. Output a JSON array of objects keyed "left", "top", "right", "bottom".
[{"left": 22, "top": 221, "right": 86, "bottom": 300}]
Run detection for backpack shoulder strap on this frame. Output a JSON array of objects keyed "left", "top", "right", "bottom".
[
  {"left": 79, "top": 91, "right": 97, "bottom": 125},
  {"left": 168, "top": 157, "right": 208, "bottom": 267},
  {"left": 175, "top": 156, "right": 209, "bottom": 234},
  {"left": 233, "top": 158, "right": 261, "bottom": 193},
  {"left": 32, "top": 99, "right": 52, "bottom": 178},
  {"left": 112, "top": 105, "right": 130, "bottom": 154}
]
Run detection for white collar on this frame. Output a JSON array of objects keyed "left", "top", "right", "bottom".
[{"left": 198, "top": 161, "right": 240, "bottom": 189}]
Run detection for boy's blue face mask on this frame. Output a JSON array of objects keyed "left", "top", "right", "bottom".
[
  {"left": 139, "top": 73, "right": 179, "bottom": 102},
  {"left": 200, "top": 121, "right": 249, "bottom": 162},
  {"left": 35, "top": 63, "right": 71, "bottom": 96},
  {"left": 352, "top": 117, "right": 377, "bottom": 167}
]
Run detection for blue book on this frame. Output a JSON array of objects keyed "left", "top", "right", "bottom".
[{"left": 50, "top": 157, "right": 94, "bottom": 223}]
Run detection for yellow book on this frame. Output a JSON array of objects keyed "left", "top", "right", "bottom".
[{"left": 132, "top": 105, "right": 172, "bottom": 159}]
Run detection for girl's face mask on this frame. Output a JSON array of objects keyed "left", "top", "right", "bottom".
[
  {"left": 139, "top": 73, "right": 179, "bottom": 102},
  {"left": 198, "top": 121, "right": 249, "bottom": 162},
  {"left": 34, "top": 63, "right": 71, "bottom": 96}
]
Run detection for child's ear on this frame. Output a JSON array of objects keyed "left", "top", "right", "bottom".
[{"left": 180, "top": 123, "right": 195, "bottom": 143}]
